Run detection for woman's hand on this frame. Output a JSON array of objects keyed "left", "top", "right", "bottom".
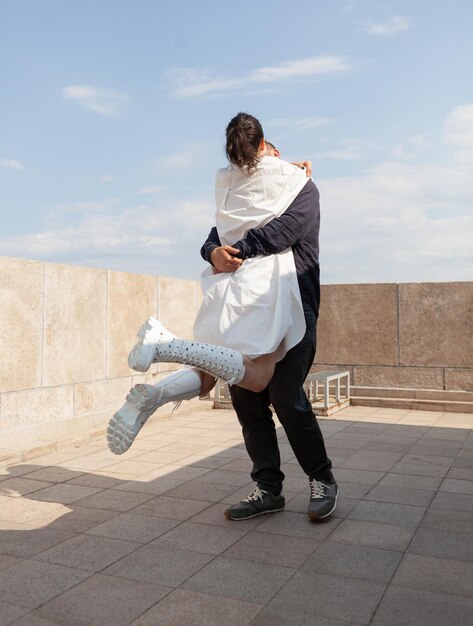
[{"left": 210, "top": 246, "right": 243, "bottom": 272}]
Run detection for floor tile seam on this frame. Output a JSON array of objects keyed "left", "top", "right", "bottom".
[
  {"left": 380, "top": 579, "right": 473, "bottom": 600},
  {"left": 361, "top": 492, "right": 436, "bottom": 507},
  {"left": 368, "top": 486, "right": 434, "bottom": 623}
]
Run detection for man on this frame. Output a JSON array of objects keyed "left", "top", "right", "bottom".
[{"left": 200, "top": 142, "right": 338, "bottom": 522}]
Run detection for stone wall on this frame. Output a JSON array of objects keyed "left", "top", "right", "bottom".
[
  {"left": 1, "top": 255, "right": 472, "bottom": 457},
  {"left": 0, "top": 256, "right": 201, "bottom": 456},
  {"left": 315, "top": 282, "right": 473, "bottom": 403}
]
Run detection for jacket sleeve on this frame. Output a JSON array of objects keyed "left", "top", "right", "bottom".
[
  {"left": 232, "top": 180, "right": 319, "bottom": 258},
  {"left": 200, "top": 226, "right": 221, "bottom": 265}
]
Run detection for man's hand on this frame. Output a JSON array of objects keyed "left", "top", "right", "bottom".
[
  {"left": 291, "top": 160, "right": 313, "bottom": 178},
  {"left": 210, "top": 246, "right": 243, "bottom": 272}
]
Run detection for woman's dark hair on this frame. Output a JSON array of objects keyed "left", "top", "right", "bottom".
[{"left": 225, "top": 112, "right": 264, "bottom": 171}]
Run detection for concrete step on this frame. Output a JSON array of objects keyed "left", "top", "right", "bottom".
[
  {"left": 351, "top": 386, "right": 473, "bottom": 403},
  {"left": 351, "top": 395, "right": 473, "bottom": 414}
]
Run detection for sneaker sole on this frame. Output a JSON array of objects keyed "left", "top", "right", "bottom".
[
  {"left": 308, "top": 491, "right": 339, "bottom": 522},
  {"left": 224, "top": 506, "right": 285, "bottom": 521},
  {"left": 107, "top": 385, "right": 161, "bottom": 455}
]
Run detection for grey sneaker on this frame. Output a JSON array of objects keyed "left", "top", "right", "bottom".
[
  {"left": 224, "top": 486, "right": 285, "bottom": 520},
  {"left": 308, "top": 478, "right": 339, "bottom": 521}
]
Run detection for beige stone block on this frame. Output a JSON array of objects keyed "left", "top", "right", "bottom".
[
  {"left": 317, "top": 284, "right": 398, "bottom": 365},
  {"left": 43, "top": 263, "right": 107, "bottom": 385},
  {"left": 38, "top": 417, "right": 95, "bottom": 443},
  {"left": 354, "top": 366, "right": 444, "bottom": 389},
  {"left": 0, "top": 386, "right": 73, "bottom": 430},
  {"left": 158, "top": 277, "right": 198, "bottom": 339},
  {"left": 74, "top": 377, "right": 132, "bottom": 416},
  {"left": 107, "top": 270, "right": 158, "bottom": 378},
  {"left": 445, "top": 369, "right": 473, "bottom": 391},
  {"left": 399, "top": 282, "right": 473, "bottom": 367},
  {"left": 0, "top": 257, "right": 43, "bottom": 392}
]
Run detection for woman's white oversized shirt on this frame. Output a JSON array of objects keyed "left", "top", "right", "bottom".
[{"left": 193, "top": 156, "right": 308, "bottom": 361}]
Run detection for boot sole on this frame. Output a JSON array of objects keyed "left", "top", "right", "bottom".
[
  {"left": 308, "top": 492, "right": 339, "bottom": 522},
  {"left": 224, "top": 506, "right": 285, "bottom": 521},
  {"left": 107, "top": 385, "right": 161, "bottom": 455}
]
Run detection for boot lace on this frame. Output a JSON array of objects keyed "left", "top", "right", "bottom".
[
  {"left": 310, "top": 479, "right": 327, "bottom": 500},
  {"left": 243, "top": 486, "right": 267, "bottom": 503}
]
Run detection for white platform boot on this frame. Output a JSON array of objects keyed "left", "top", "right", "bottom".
[
  {"left": 107, "top": 369, "right": 202, "bottom": 455},
  {"left": 128, "top": 317, "right": 246, "bottom": 386}
]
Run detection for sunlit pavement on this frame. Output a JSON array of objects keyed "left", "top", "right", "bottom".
[{"left": 0, "top": 403, "right": 472, "bottom": 625}]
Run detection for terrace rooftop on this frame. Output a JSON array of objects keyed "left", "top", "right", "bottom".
[{"left": 0, "top": 402, "right": 472, "bottom": 625}]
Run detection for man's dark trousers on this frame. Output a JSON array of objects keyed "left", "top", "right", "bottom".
[{"left": 229, "top": 304, "right": 332, "bottom": 496}]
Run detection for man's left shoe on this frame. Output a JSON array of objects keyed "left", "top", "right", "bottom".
[{"left": 308, "top": 478, "right": 339, "bottom": 522}]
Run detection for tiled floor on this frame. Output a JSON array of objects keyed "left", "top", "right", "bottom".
[{"left": 0, "top": 404, "right": 472, "bottom": 625}]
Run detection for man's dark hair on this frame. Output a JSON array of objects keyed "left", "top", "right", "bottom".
[{"left": 225, "top": 112, "right": 264, "bottom": 171}]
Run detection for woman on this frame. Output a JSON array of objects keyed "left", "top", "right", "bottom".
[{"left": 108, "top": 113, "right": 309, "bottom": 454}]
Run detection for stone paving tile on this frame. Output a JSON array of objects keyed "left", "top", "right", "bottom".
[
  {"left": 182, "top": 556, "right": 293, "bottom": 604},
  {"left": 74, "top": 487, "right": 155, "bottom": 512},
  {"left": 371, "top": 585, "right": 473, "bottom": 626},
  {"left": 190, "top": 502, "right": 266, "bottom": 530},
  {"left": 223, "top": 529, "right": 319, "bottom": 568},
  {"left": 429, "top": 491, "right": 473, "bottom": 512},
  {"left": 331, "top": 468, "right": 385, "bottom": 485},
  {"left": 348, "top": 499, "right": 426, "bottom": 528},
  {"left": 0, "top": 498, "right": 65, "bottom": 524},
  {"left": 337, "top": 480, "right": 372, "bottom": 499},
  {"left": 330, "top": 519, "right": 415, "bottom": 551},
  {"left": 65, "top": 472, "right": 124, "bottom": 489},
  {"left": 0, "top": 477, "right": 53, "bottom": 497},
  {"left": 112, "top": 476, "right": 185, "bottom": 496},
  {"left": 0, "top": 601, "right": 29, "bottom": 625},
  {"left": 360, "top": 441, "right": 414, "bottom": 453},
  {"left": 250, "top": 604, "right": 364, "bottom": 626},
  {"left": 132, "top": 495, "right": 213, "bottom": 520},
  {"left": 419, "top": 508, "right": 473, "bottom": 535},
  {"left": 0, "top": 554, "right": 20, "bottom": 572},
  {"left": 392, "top": 553, "right": 473, "bottom": 597},
  {"left": 33, "top": 533, "right": 141, "bottom": 572},
  {"left": 255, "top": 510, "right": 341, "bottom": 539},
  {"left": 0, "top": 559, "right": 91, "bottom": 609},
  {"left": 86, "top": 512, "right": 181, "bottom": 543},
  {"left": 363, "top": 484, "right": 435, "bottom": 506},
  {"left": 130, "top": 588, "right": 260, "bottom": 626},
  {"left": 0, "top": 523, "right": 75, "bottom": 559},
  {"left": 162, "top": 477, "right": 241, "bottom": 501},
  {"left": 339, "top": 451, "right": 404, "bottom": 471},
  {"left": 152, "top": 521, "right": 245, "bottom": 555},
  {"left": 17, "top": 466, "right": 85, "bottom": 484},
  {"left": 103, "top": 544, "right": 213, "bottom": 587},
  {"left": 446, "top": 466, "right": 473, "bottom": 480},
  {"left": 407, "top": 527, "right": 473, "bottom": 562},
  {"left": 390, "top": 454, "right": 453, "bottom": 477},
  {"left": 197, "top": 468, "right": 255, "bottom": 487},
  {"left": 140, "top": 463, "right": 212, "bottom": 481},
  {"left": 38, "top": 573, "right": 170, "bottom": 626},
  {"left": 28, "top": 483, "right": 102, "bottom": 505},
  {"left": 45, "top": 505, "right": 118, "bottom": 533},
  {"left": 377, "top": 472, "right": 442, "bottom": 491},
  {"left": 258, "top": 571, "right": 386, "bottom": 625},
  {"left": 439, "top": 477, "right": 473, "bottom": 495},
  {"left": 452, "top": 455, "right": 473, "bottom": 469},
  {"left": 301, "top": 540, "right": 403, "bottom": 583}
]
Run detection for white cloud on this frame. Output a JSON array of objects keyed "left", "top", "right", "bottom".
[
  {"left": 166, "top": 55, "right": 351, "bottom": 99},
  {"left": 318, "top": 104, "right": 473, "bottom": 283},
  {"left": 443, "top": 103, "right": 473, "bottom": 165},
  {"left": 155, "top": 142, "right": 214, "bottom": 170},
  {"left": 0, "top": 197, "right": 214, "bottom": 278},
  {"left": 268, "top": 116, "right": 335, "bottom": 132},
  {"left": 1, "top": 157, "right": 26, "bottom": 170},
  {"left": 391, "top": 135, "right": 431, "bottom": 161},
  {"left": 62, "top": 85, "right": 131, "bottom": 116},
  {"left": 99, "top": 175, "right": 114, "bottom": 183},
  {"left": 317, "top": 138, "right": 364, "bottom": 161},
  {"left": 363, "top": 16, "right": 412, "bottom": 36}
]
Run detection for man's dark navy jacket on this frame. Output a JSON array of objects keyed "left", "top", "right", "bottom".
[{"left": 200, "top": 179, "right": 321, "bottom": 318}]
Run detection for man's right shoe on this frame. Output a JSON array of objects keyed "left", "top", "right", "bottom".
[{"left": 224, "top": 486, "right": 285, "bottom": 520}]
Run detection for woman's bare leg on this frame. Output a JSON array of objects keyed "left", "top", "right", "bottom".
[
  {"left": 197, "top": 371, "right": 218, "bottom": 396},
  {"left": 239, "top": 353, "right": 278, "bottom": 393}
]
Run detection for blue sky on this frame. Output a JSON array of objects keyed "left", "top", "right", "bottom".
[{"left": 1, "top": 0, "right": 472, "bottom": 283}]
